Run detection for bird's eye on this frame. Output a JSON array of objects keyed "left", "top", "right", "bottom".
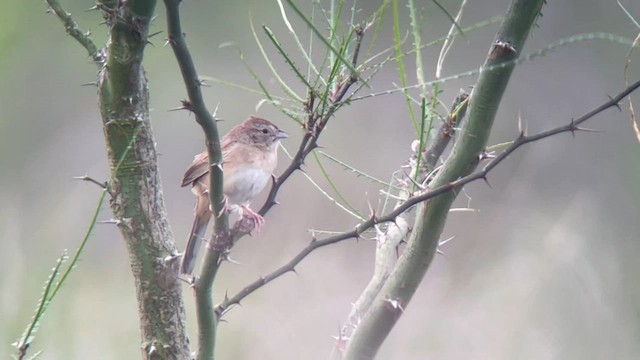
[{"left": 261, "top": 129, "right": 269, "bottom": 134}]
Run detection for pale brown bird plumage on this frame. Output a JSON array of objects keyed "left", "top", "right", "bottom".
[{"left": 181, "top": 116, "right": 287, "bottom": 275}]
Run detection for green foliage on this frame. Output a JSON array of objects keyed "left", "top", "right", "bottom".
[
  {"left": 13, "top": 119, "right": 141, "bottom": 359},
  {"left": 13, "top": 252, "right": 68, "bottom": 359}
]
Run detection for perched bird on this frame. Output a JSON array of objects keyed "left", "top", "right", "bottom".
[{"left": 181, "top": 116, "right": 288, "bottom": 275}]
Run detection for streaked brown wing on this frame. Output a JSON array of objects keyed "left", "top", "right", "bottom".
[
  {"left": 181, "top": 151, "right": 209, "bottom": 187},
  {"left": 181, "top": 135, "right": 237, "bottom": 187}
]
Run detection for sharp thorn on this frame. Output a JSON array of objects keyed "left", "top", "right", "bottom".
[
  {"left": 353, "top": 226, "right": 362, "bottom": 241},
  {"left": 568, "top": 118, "right": 577, "bottom": 137},
  {"left": 97, "top": 219, "right": 119, "bottom": 224},
  {"left": 482, "top": 175, "right": 492, "bottom": 188},
  {"left": 223, "top": 254, "right": 241, "bottom": 265},
  {"left": 574, "top": 126, "right": 602, "bottom": 133},
  {"left": 211, "top": 162, "right": 224, "bottom": 171},
  {"left": 517, "top": 110, "right": 523, "bottom": 134},
  {"left": 608, "top": 95, "right": 622, "bottom": 111},
  {"left": 439, "top": 235, "right": 455, "bottom": 246}
]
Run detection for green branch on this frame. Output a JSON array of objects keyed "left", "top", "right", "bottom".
[
  {"left": 342, "top": 1, "right": 546, "bottom": 358},
  {"left": 44, "top": 0, "right": 103, "bottom": 66},
  {"left": 163, "top": 0, "right": 231, "bottom": 358}
]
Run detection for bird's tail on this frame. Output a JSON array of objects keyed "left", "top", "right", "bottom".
[{"left": 181, "top": 196, "right": 212, "bottom": 275}]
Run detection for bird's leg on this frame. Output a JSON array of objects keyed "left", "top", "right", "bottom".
[{"left": 240, "top": 205, "right": 265, "bottom": 233}]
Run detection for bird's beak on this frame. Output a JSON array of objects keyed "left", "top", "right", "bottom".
[{"left": 275, "top": 130, "right": 289, "bottom": 140}]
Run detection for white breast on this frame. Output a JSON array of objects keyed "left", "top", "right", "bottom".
[{"left": 224, "top": 167, "right": 271, "bottom": 206}]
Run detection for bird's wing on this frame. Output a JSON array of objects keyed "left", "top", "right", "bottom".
[
  {"left": 181, "top": 135, "right": 238, "bottom": 187},
  {"left": 181, "top": 151, "right": 209, "bottom": 187}
]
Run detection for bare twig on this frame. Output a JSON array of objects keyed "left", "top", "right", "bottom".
[
  {"left": 257, "top": 26, "right": 366, "bottom": 219},
  {"left": 216, "top": 78, "right": 640, "bottom": 315},
  {"left": 44, "top": 0, "right": 104, "bottom": 66},
  {"left": 72, "top": 174, "right": 114, "bottom": 196}
]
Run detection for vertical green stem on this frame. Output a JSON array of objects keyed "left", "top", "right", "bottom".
[{"left": 342, "top": 1, "right": 545, "bottom": 358}]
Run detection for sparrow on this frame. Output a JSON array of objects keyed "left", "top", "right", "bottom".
[{"left": 181, "top": 116, "right": 288, "bottom": 275}]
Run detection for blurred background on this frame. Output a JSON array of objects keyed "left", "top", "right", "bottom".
[{"left": 2, "top": 0, "right": 640, "bottom": 359}]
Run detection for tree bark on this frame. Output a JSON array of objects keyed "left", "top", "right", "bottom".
[{"left": 97, "top": 0, "right": 190, "bottom": 358}]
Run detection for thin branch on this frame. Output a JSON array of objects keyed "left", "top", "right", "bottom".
[
  {"left": 319, "top": 151, "right": 401, "bottom": 190},
  {"left": 256, "top": 27, "right": 366, "bottom": 218},
  {"left": 435, "top": 0, "right": 468, "bottom": 78},
  {"left": 163, "top": 0, "right": 229, "bottom": 358},
  {"left": 351, "top": 32, "right": 637, "bottom": 102},
  {"left": 15, "top": 252, "right": 67, "bottom": 360},
  {"left": 72, "top": 174, "right": 114, "bottom": 197},
  {"left": 280, "top": 145, "right": 364, "bottom": 219},
  {"left": 312, "top": 150, "right": 366, "bottom": 220},
  {"left": 216, "top": 78, "right": 640, "bottom": 315},
  {"left": 285, "top": 0, "right": 364, "bottom": 83},
  {"left": 424, "top": 89, "right": 470, "bottom": 171},
  {"left": 44, "top": 0, "right": 103, "bottom": 66}
]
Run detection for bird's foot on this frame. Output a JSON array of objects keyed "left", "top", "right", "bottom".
[{"left": 240, "top": 205, "right": 265, "bottom": 233}]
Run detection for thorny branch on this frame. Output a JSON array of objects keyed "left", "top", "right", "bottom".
[
  {"left": 163, "top": 0, "right": 229, "bottom": 358},
  {"left": 257, "top": 26, "right": 367, "bottom": 218},
  {"left": 424, "top": 90, "right": 470, "bottom": 172},
  {"left": 215, "top": 24, "right": 368, "bottom": 316},
  {"left": 332, "top": 90, "right": 471, "bottom": 349},
  {"left": 222, "top": 26, "right": 368, "bottom": 247},
  {"left": 44, "top": 0, "right": 104, "bottom": 66},
  {"left": 216, "top": 78, "right": 640, "bottom": 316}
]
